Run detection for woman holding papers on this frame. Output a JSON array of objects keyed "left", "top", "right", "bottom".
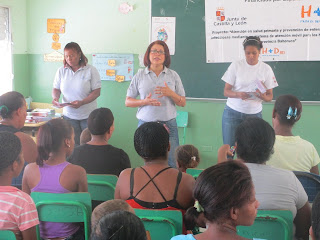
[
  {"left": 221, "top": 36, "right": 278, "bottom": 147},
  {"left": 125, "top": 40, "right": 186, "bottom": 168},
  {"left": 52, "top": 42, "right": 101, "bottom": 145}
]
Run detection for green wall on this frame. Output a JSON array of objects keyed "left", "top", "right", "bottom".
[{"left": 2, "top": 0, "right": 320, "bottom": 168}]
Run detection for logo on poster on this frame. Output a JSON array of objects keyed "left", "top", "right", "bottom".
[
  {"left": 216, "top": 7, "right": 225, "bottom": 22},
  {"left": 301, "top": 5, "right": 320, "bottom": 22},
  {"left": 261, "top": 47, "right": 286, "bottom": 56}
]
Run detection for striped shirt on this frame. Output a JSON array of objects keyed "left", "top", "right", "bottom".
[{"left": 0, "top": 186, "right": 39, "bottom": 232}]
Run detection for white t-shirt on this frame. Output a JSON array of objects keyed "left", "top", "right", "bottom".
[
  {"left": 53, "top": 64, "right": 101, "bottom": 120},
  {"left": 222, "top": 59, "right": 278, "bottom": 114}
]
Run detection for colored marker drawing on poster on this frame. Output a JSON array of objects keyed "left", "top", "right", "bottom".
[
  {"left": 92, "top": 54, "right": 134, "bottom": 81},
  {"left": 152, "top": 17, "right": 176, "bottom": 55}
]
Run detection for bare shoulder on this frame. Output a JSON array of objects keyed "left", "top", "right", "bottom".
[
  {"left": 66, "top": 163, "right": 86, "bottom": 175},
  {"left": 118, "top": 168, "right": 133, "bottom": 180},
  {"left": 181, "top": 172, "right": 196, "bottom": 185},
  {"left": 15, "top": 131, "right": 35, "bottom": 142},
  {"left": 25, "top": 162, "right": 38, "bottom": 172}
]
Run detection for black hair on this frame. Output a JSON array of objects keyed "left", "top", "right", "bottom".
[
  {"left": 243, "top": 36, "right": 263, "bottom": 51},
  {"left": 175, "top": 144, "right": 200, "bottom": 169},
  {"left": 134, "top": 122, "right": 169, "bottom": 161},
  {"left": 88, "top": 108, "right": 114, "bottom": 135},
  {"left": 90, "top": 210, "right": 147, "bottom": 240},
  {"left": 0, "top": 91, "right": 25, "bottom": 119},
  {"left": 63, "top": 42, "right": 88, "bottom": 67},
  {"left": 36, "top": 118, "right": 73, "bottom": 166},
  {"left": 274, "top": 95, "right": 302, "bottom": 127},
  {"left": 0, "top": 132, "right": 22, "bottom": 175},
  {"left": 235, "top": 117, "right": 275, "bottom": 164},
  {"left": 184, "top": 161, "right": 253, "bottom": 230},
  {"left": 312, "top": 192, "right": 320, "bottom": 240}
]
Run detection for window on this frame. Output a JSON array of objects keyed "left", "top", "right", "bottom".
[{"left": 0, "top": 6, "right": 12, "bottom": 95}]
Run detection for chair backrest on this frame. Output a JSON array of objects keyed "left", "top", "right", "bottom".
[
  {"left": 134, "top": 209, "right": 183, "bottom": 240},
  {"left": 293, "top": 171, "right": 320, "bottom": 202},
  {"left": 31, "top": 192, "right": 92, "bottom": 240},
  {"left": 87, "top": 174, "right": 118, "bottom": 201},
  {"left": 0, "top": 230, "right": 16, "bottom": 240},
  {"left": 186, "top": 168, "right": 203, "bottom": 179},
  {"left": 237, "top": 210, "right": 293, "bottom": 240},
  {"left": 176, "top": 111, "right": 188, "bottom": 145}
]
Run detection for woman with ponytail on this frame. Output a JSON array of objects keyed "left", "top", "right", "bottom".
[
  {"left": 22, "top": 118, "right": 87, "bottom": 240},
  {"left": 172, "top": 161, "right": 259, "bottom": 240}
]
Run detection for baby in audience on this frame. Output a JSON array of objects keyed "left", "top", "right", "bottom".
[
  {"left": 172, "top": 161, "right": 259, "bottom": 240},
  {"left": 267, "top": 94, "right": 320, "bottom": 174},
  {"left": 90, "top": 210, "right": 147, "bottom": 240},
  {"left": 175, "top": 144, "right": 200, "bottom": 172},
  {"left": 218, "top": 117, "right": 311, "bottom": 240},
  {"left": 0, "top": 132, "right": 39, "bottom": 240},
  {"left": 80, "top": 128, "right": 91, "bottom": 145},
  {"left": 310, "top": 192, "right": 320, "bottom": 240},
  {"left": 22, "top": 118, "right": 87, "bottom": 240}
]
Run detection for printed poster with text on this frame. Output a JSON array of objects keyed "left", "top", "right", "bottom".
[{"left": 205, "top": 0, "right": 320, "bottom": 63}]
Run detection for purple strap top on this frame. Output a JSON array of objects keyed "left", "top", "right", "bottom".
[{"left": 32, "top": 161, "right": 80, "bottom": 239}]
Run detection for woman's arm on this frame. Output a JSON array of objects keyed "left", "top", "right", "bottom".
[
  {"left": 52, "top": 88, "right": 61, "bottom": 105},
  {"left": 255, "top": 88, "right": 273, "bottom": 102},
  {"left": 22, "top": 165, "right": 32, "bottom": 195},
  {"left": 125, "top": 95, "right": 161, "bottom": 108},
  {"left": 294, "top": 201, "right": 311, "bottom": 240},
  {"left": 223, "top": 83, "right": 250, "bottom": 100},
  {"left": 70, "top": 88, "right": 101, "bottom": 109},
  {"left": 77, "top": 167, "right": 88, "bottom": 192},
  {"left": 21, "top": 226, "right": 37, "bottom": 240},
  {"left": 310, "top": 165, "right": 319, "bottom": 175}
]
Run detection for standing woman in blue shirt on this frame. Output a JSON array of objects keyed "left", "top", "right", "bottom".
[{"left": 126, "top": 40, "right": 186, "bottom": 168}]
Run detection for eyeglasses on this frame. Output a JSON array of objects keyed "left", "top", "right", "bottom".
[{"left": 150, "top": 49, "right": 165, "bottom": 55}]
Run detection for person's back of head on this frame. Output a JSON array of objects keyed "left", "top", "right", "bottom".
[
  {"left": 91, "top": 210, "right": 147, "bottom": 240},
  {"left": 235, "top": 117, "right": 275, "bottom": 164},
  {"left": 134, "top": 122, "right": 169, "bottom": 161},
  {"left": 80, "top": 128, "right": 91, "bottom": 145},
  {"left": 273, "top": 94, "right": 302, "bottom": 127},
  {"left": 184, "top": 161, "right": 257, "bottom": 230},
  {"left": 0, "top": 91, "right": 25, "bottom": 119},
  {"left": 36, "top": 118, "right": 73, "bottom": 166},
  {"left": 0, "top": 131, "right": 23, "bottom": 178},
  {"left": 91, "top": 199, "right": 134, "bottom": 229},
  {"left": 311, "top": 192, "right": 320, "bottom": 240},
  {"left": 175, "top": 144, "right": 200, "bottom": 171},
  {"left": 88, "top": 108, "right": 114, "bottom": 136}
]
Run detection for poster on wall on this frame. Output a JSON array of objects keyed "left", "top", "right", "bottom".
[
  {"left": 205, "top": 0, "right": 320, "bottom": 63},
  {"left": 92, "top": 53, "right": 134, "bottom": 82},
  {"left": 151, "top": 17, "right": 176, "bottom": 55}
]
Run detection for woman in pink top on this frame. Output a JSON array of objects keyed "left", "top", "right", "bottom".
[{"left": 22, "top": 118, "right": 87, "bottom": 240}]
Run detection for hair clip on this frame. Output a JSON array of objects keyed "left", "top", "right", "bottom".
[
  {"left": 191, "top": 156, "right": 196, "bottom": 161},
  {"left": 109, "top": 225, "right": 124, "bottom": 239},
  {"left": 243, "top": 38, "right": 260, "bottom": 44},
  {"left": 286, "top": 106, "right": 293, "bottom": 119},
  {"left": 0, "top": 105, "right": 9, "bottom": 112},
  {"left": 194, "top": 200, "right": 204, "bottom": 213},
  {"left": 293, "top": 107, "right": 298, "bottom": 120}
]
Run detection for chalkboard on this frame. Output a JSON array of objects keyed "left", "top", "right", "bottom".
[{"left": 152, "top": 0, "right": 320, "bottom": 101}]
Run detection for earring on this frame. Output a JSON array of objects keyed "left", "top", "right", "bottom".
[{"left": 67, "top": 144, "right": 70, "bottom": 148}]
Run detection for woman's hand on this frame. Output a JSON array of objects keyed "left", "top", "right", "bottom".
[
  {"left": 52, "top": 99, "right": 61, "bottom": 107},
  {"left": 236, "top": 92, "right": 250, "bottom": 100},
  {"left": 155, "top": 82, "right": 174, "bottom": 98},
  {"left": 254, "top": 89, "right": 273, "bottom": 102},
  {"left": 70, "top": 100, "right": 83, "bottom": 109},
  {"left": 143, "top": 93, "right": 161, "bottom": 106},
  {"left": 217, "top": 144, "right": 235, "bottom": 164}
]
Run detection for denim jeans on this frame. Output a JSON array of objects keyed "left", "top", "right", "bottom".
[
  {"left": 138, "top": 118, "right": 179, "bottom": 168},
  {"left": 63, "top": 116, "right": 88, "bottom": 146},
  {"left": 222, "top": 105, "right": 262, "bottom": 147}
]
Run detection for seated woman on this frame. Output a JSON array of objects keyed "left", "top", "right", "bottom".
[
  {"left": 22, "top": 118, "right": 87, "bottom": 240},
  {"left": 68, "top": 107, "right": 131, "bottom": 176},
  {"left": 267, "top": 94, "right": 320, "bottom": 174},
  {"left": 172, "top": 161, "right": 259, "bottom": 240},
  {"left": 0, "top": 91, "right": 38, "bottom": 188},
  {"left": 115, "top": 122, "right": 195, "bottom": 215},
  {"left": 218, "top": 117, "right": 311, "bottom": 240}
]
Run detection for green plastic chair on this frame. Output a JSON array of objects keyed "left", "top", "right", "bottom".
[
  {"left": 31, "top": 192, "right": 92, "bottom": 240},
  {"left": 0, "top": 230, "right": 16, "bottom": 240},
  {"left": 176, "top": 111, "right": 188, "bottom": 144},
  {"left": 186, "top": 168, "right": 204, "bottom": 179},
  {"left": 87, "top": 174, "right": 118, "bottom": 201},
  {"left": 237, "top": 210, "right": 293, "bottom": 240},
  {"left": 134, "top": 209, "right": 183, "bottom": 240}
]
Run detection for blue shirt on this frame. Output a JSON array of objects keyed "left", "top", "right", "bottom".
[
  {"left": 126, "top": 67, "right": 185, "bottom": 122},
  {"left": 171, "top": 235, "right": 266, "bottom": 240}
]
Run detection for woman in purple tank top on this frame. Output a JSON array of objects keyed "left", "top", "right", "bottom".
[{"left": 22, "top": 118, "right": 88, "bottom": 240}]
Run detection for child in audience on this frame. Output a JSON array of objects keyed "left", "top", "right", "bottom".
[
  {"left": 0, "top": 91, "right": 38, "bottom": 188},
  {"left": 175, "top": 144, "right": 200, "bottom": 172},
  {"left": 115, "top": 122, "right": 195, "bottom": 216},
  {"left": 172, "top": 161, "right": 259, "bottom": 240},
  {"left": 267, "top": 94, "right": 320, "bottom": 174},
  {"left": 218, "top": 117, "right": 311, "bottom": 240},
  {"left": 91, "top": 210, "right": 147, "bottom": 240},
  {"left": 79, "top": 128, "right": 91, "bottom": 145},
  {"left": 68, "top": 107, "right": 131, "bottom": 176},
  {"left": 0, "top": 132, "right": 39, "bottom": 240},
  {"left": 22, "top": 118, "right": 87, "bottom": 240},
  {"left": 310, "top": 192, "right": 320, "bottom": 240},
  {"left": 91, "top": 199, "right": 134, "bottom": 229}
]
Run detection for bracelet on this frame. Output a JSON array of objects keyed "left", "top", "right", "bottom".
[{"left": 178, "top": 96, "right": 182, "bottom": 103}]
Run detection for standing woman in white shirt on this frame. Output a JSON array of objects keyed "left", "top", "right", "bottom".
[
  {"left": 221, "top": 36, "right": 278, "bottom": 147},
  {"left": 52, "top": 42, "right": 101, "bottom": 145},
  {"left": 125, "top": 40, "right": 186, "bottom": 168}
]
